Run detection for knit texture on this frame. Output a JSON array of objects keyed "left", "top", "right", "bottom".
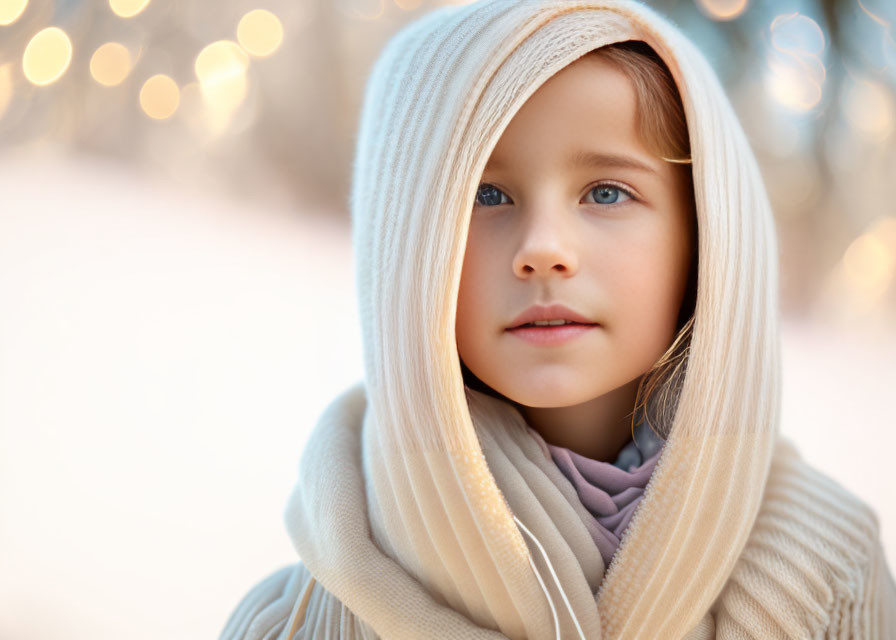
[
  {"left": 219, "top": 1, "right": 896, "bottom": 638},
  {"left": 219, "top": 386, "right": 895, "bottom": 639}
]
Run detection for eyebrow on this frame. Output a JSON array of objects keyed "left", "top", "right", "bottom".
[
  {"left": 567, "top": 150, "right": 659, "bottom": 174},
  {"left": 485, "top": 150, "right": 659, "bottom": 175}
]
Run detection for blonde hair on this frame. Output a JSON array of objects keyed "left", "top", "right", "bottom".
[
  {"left": 589, "top": 40, "right": 697, "bottom": 442},
  {"left": 461, "top": 40, "right": 698, "bottom": 445}
]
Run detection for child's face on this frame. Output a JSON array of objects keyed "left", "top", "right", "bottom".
[{"left": 456, "top": 53, "right": 694, "bottom": 410}]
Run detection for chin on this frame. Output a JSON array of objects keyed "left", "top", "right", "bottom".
[{"left": 496, "top": 379, "right": 596, "bottom": 409}]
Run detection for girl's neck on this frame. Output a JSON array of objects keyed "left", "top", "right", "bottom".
[{"left": 518, "top": 376, "right": 643, "bottom": 462}]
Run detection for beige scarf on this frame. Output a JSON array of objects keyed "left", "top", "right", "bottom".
[{"left": 220, "top": 1, "right": 896, "bottom": 638}]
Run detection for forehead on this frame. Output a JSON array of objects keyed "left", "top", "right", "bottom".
[{"left": 485, "top": 55, "right": 657, "bottom": 173}]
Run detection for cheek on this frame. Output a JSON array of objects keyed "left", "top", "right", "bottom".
[
  {"left": 602, "top": 223, "right": 691, "bottom": 352},
  {"left": 455, "top": 230, "right": 493, "bottom": 355}
]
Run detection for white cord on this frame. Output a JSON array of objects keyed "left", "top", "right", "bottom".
[
  {"left": 515, "top": 515, "right": 560, "bottom": 639},
  {"left": 513, "top": 514, "right": 587, "bottom": 640}
]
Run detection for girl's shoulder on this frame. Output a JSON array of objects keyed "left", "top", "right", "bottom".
[
  {"left": 218, "top": 561, "right": 378, "bottom": 640},
  {"left": 218, "top": 562, "right": 307, "bottom": 640},
  {"left": 713, "top": 435, "right": 896, "bottom": 638},
  {"left": 758, "top": 435, "right": 882, "bottom": 555}
]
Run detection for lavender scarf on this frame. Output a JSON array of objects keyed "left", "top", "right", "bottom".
[{"left": 528, "top": 421, "right": 666, "bottom": 568}]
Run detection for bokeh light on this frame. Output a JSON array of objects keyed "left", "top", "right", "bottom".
[
  {"left": 0, "top": 0, "right": 27, "bottom": 25},
  {"left": 766, "top": 53, "right": 824, "bottom": 111},
  {"left": 89, "top": 42, "right": 132, "bottom": 87},
  {"left": 766, "top": 13, "right": 826, "bottom": 112},
  {"left": 236, "top": 9, "right": 284, "bottom": 58},
  {"left": 841, "top": 78, "right": 895, "bottom": 139},
  {"left": 843, "top": 218, "right": 896, "bottom": 301},
  {"left": 194, "top": 40, "right": 249, "bottom": 130},
  {"left": 194, "top": 40, "right": 249, "bottom": 92},
  {"left": 22, "top": 27, "right": 73, "bottom": 87},
  {"left": 694, "top": 0, "right": 749, "bottom": 22},
  {"left": 139, "top": 74, "right": 179, "bottom": 120},
  {"left": 0, "top": 64, "right": 12, "bottom": 120},
  {"left": 770, "top": 12, "right": 825, "bottom": 55},
  {"left": 109, "top": 0, "right": 151, "bottom": 19}
]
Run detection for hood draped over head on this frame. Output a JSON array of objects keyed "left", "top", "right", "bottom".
[
  {"left": 221, "top": 1, "right": 896, "bottom": 639},
  {"left": 299, "top": 0, "right": 779, "bottom": 635}
]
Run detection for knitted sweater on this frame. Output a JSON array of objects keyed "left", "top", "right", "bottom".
[{"left": 219, "top": 1, "right": 896, "bottom": 638}]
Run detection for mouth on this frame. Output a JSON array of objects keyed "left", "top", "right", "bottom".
[
  {"left": 506, "top": 303, "right": 600, "bottom": 330},
  {"left": 506, "top": 320, "right": 599, "bottom": 330},
  {"left": 505, "top": 321, "right": 599, "bottom": 346}
]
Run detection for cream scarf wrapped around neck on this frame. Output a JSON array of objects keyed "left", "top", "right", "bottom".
[{"left": 220, "top": 1, "right": 896, "bottom": 638}]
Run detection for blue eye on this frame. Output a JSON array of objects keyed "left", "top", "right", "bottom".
[
  {"left": 585, "top": 184, "right": 633, "bottom": 205},
  {"left": 474, "top": 182, "right": 634, "bottom": 207},
  {"left": 475, "top": 183, "right": 510, "bottom": 207}
]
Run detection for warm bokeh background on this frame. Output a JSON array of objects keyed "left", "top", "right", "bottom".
[{"left": 0, "top": 0, "right": 894, "bottom": 638}]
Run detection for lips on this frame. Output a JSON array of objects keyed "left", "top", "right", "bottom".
[
  {"left": 506, "top": 316, "right": 599, "bottom": 347},
  {"left": 514, "top": 321, "right": 590, "bottom": 327},
  {"left": 506, "top": 303, "right": 599, "bottom": 330}
]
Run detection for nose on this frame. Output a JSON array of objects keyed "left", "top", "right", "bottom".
[{"left": 511, "top": 208, "right": 580, "bottom": 279}]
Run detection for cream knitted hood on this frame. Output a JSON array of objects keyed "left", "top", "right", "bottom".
[
  {"left": 339, "top": 0, "right": 780, "bottom": 632},
  {"left": 221, "top": 1, "right": 896, "bottom": 639}
]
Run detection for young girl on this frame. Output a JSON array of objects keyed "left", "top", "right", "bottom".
[{"left": 220, "top": 1, "right": 896, "bottom": 638}]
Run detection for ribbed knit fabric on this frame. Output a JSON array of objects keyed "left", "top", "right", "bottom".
[
  {"left": 219, "top": 1, "right": 896, "bottom": 638},
  {"left": 219, "top": 386, "right": 896, "bottom": 639}
]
